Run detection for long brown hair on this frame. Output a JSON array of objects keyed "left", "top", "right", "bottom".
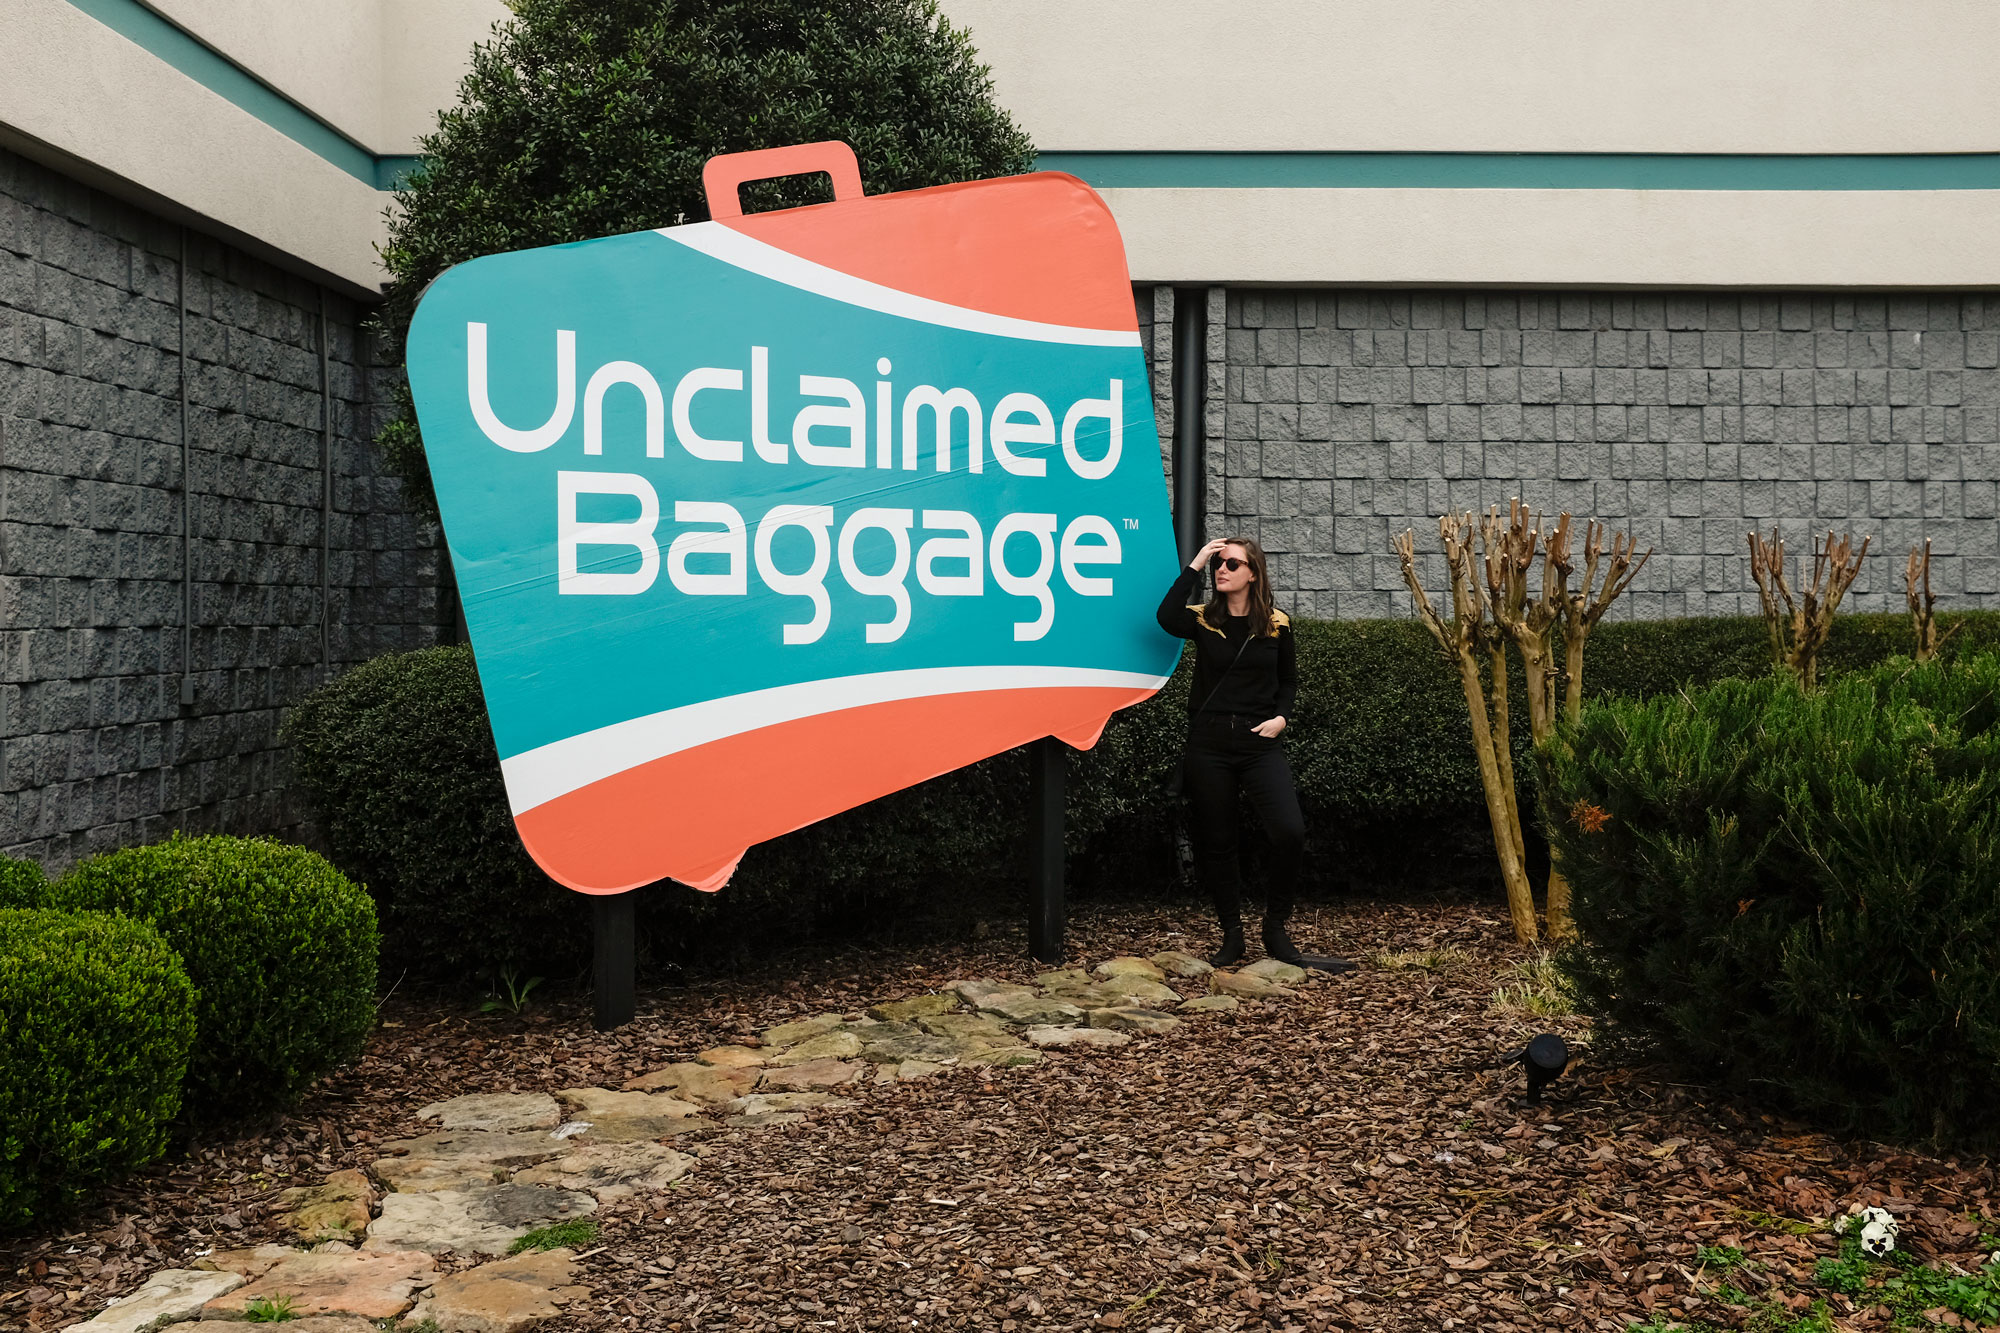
[{"left": 1203, "top": 536, "right": 1280, "bottom": 637}]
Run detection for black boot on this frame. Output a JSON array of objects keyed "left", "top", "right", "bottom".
[
  {"left": 1207, "top": 888, "right": 1246, "bottom": 968},
  {"left": 1263, "top": 917, "right": 1358, "bottom": 975}
]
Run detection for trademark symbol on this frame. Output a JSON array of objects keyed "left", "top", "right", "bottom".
[{"left": 1123, "top": 517, "right": 1140, "bottom": 531}]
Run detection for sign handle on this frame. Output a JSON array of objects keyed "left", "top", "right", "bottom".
[{"left": 703, "top": 141, "right": 866, "bottom": 219}]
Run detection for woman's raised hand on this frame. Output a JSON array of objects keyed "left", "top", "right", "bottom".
[{"left": 1189, "top": 538, "right": 1229, "bottom": 572}]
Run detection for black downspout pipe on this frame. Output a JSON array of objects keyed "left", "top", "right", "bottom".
[{"left": 1171, "top": 287, "right": 1209, "bottom": 564}]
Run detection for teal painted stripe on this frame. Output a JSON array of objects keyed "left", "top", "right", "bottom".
[
  {"left": 1036, "top": 150, "right": 2000, "bottom": 191},
  {"left": 66, "top": 0, "right": 400, "bottom": 188},
  {"left": 60, "top": 0, "right": 2000, "bottom": 198}
]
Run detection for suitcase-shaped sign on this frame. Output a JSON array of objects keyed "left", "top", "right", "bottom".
[{"left": 405, "top": 141, "right": 1181, "bottom": 893}]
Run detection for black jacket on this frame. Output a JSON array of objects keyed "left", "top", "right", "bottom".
[{"left": 1156, "top": 566, "right": 1297, "bottom": 722}]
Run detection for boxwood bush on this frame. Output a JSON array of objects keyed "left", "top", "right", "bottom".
[
  {"left": 1544, "top": 654, "right": 2000, "bottom": 1150},
  {"left": 0, "top": 908, "right": 196, "bottom": 1230},
  {"left": 0, "top": 855, "right": 45, "bottom": 909},
  {"left": 48, "top": 836, "right": 379, "bottom": 1121},
  {"left": 285, "top": 610, "right": 2000, "bottom": 978}
]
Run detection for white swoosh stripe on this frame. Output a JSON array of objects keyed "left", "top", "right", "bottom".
[
  {"left": 661, "top": 222, "right": 1142, "bottom": 348},
  {"left": 501, "top": 665, "right": 1168, "bottom": 813}
]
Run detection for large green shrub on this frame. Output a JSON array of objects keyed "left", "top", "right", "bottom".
[
  {"left": 1544, "top": 654, "right": 2000, "bottom": 1150},
  {"left": 375, "top": 0, "right": 1035, "bottom": 519},
  {"left": 0, "top": 855, "right": 45, "bottom": 909},
  {"left": 281, "top": 646, "right": 576, "bottom": 975},
  {"left": 0, "top": 909, "right": 197, "bottom": 1230},
  {"left": 286, "top": 611, "right": 2000, "bottom": 978},
  {"left": 284, "top": 645, "right": 1029, "bottom": 976},
  {"left": 48, "top": 836, "right": 379, "bottom": 1120}
]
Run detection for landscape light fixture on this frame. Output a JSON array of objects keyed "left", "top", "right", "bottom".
[{"left": 1506, "top": 1033, "right": 1570, "bottom": 1102}]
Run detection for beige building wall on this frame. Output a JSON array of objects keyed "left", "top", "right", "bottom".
[
  {"left": 942, "top": 0, "right": 2000, "bottom": 288},
  {"left": 0, "top": 0, "right": 504, "bottom": 296}
]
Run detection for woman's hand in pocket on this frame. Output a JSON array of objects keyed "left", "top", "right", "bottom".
[{"left": 1252, "top": 716, "right": 1287, "bottom": 738}]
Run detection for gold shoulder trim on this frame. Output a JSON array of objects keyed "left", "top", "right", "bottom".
[{"left": 1269, "top": 607, "right": 1291, "bottom": 634}]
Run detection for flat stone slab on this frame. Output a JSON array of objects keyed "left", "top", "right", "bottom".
[
  {"left": 768, "top": 1029, "right": 863, "bottom": 1064},
  {"left": 417, "top": 1093, "right": 562, "bottom": 1133},
  {"left": 196, "top": 1244, "right": 295, "bottom": 1280},
  {"left": 513, "top": 1140, "right": 694, "bottom": 1201},
  {"left": 276, "top": 1167, "right": 375, "bottom": 1243},
  {"left": 948, "top": 979, "right": 1025, "bottom": 1007},
  {"left": 756, "top": 1056, "right": 867, "bottom": 1090},
  {"left": 1242, "top": 958, "right": 1310, "bottom": 986},
  {"left": 962, "top": 1046, "right": 1044, "bottom": 1068},
  {"left": 74, "top": 1268, "right": 244, "bottom": 1332},
  {"left": 556, "top": 1088, "right": 707, "bottom": 1141},
  {"left": 405, "top": 1247, "right": 588, "bottom": 1333},
  {"left": 622, "top": 1061, "right": 756, "bottom": 1104},
  {"left": 1035, "top": 980, "right": 1119, "bottom": 1008},
  {"left": 865, "top": 993, "right": 959, "bottom": 1023},
  {"left": 1181, "top": 994, "right": 1240, "bottom": 1012},
  {"left": 975, "top": 992, "right": 1086, "bottom": 1027},
  {"left": 371, "top": 1130, "right": 568, "bottom": 1193},
  {"left": 760, "top": 1014, "right": 844, "bottom": 1048},
  {"left": 365, "top": 1185, "right": 595, "bottom": 1257},
  {"left": 1024, "top": 1024, "right": 1131, "bottom": 1049},
  {"left": 734, "top": 1111, "right": 807, "bottom": 1130},
  {"left": 1086, "top": 1006, "right": 1182, "bottom": 1035},
  {"left": 694, "top": 1045, "right": 766, "bottom": 1068},
  {"left": 851, "top": 1021, "right": 964, "bottom": 1064},
  {"left": 1091, "top": 974, "right": 1182, "bottom": 1007},
  {"left": 871, "top": 1058, "right": 948, "bottom": 1083},
  {"left": 1094, "top": 956, "right": 1167, "bottom": 981},
  {"left": 1151, "top": 950, "right": 1214, "bottom": 978},
  {"left": 1210, "top": 970, "right": 1300, "bottom": 1000},
  {"left": 725, "top": 1092, "right": 854, "bottom": 1117},
  {"left": 915, "top": 1012, "right": 1020, "bottom": 1049},
  {"left": 203, "top": 1248, "right": 435, "bottom": 1321},
  {"left": 1033, "top": 968, "right": 1093, "bottom": 989}
]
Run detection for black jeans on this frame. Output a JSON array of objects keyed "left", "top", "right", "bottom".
[{"left": 1184, "top": 713, "right": 1305, "bottom": 926}]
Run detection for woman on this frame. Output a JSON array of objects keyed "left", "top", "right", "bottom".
[{"left": 1157, "top": 537, "right": 1354, "bottom": 972}]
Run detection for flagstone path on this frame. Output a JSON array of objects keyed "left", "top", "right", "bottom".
[{"left": 72, "top": 955, "right": 1324, "bottom": 1333}]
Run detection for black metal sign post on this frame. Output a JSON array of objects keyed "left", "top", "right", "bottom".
[
  {"left": 593, "top": 889, "right": 638, "bottom": 1031},
  {"left": 1027, "top": 736, "right": 1066, "bottom": 963}
]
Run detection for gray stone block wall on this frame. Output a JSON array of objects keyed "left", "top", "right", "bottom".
[
  {"left": 1207, "top": 289, "right": 2000, "bottom": 621},
  {"left": 0, "top": 145, "right": 452, "bottom": 869}
]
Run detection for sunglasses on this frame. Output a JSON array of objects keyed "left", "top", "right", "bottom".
[{"left": 1211, "top": 557, "right": 1248, "bottom": 573}]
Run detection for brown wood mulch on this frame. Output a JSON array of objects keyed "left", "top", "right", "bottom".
[{"left": 4, "top": 898, "right": 1995, "bottom": 1333}]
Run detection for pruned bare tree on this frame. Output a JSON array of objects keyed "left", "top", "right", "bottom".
[
  {"left": 1747, "top": 527, "right": 1871, "bottom": 689},
  {"left": 1395, "top": 513, "right": 1539, "bottom": 944},
  {"left": 1905, "top": 538, "right": 1955, "bottom": 662},
  {"left": 1400, "top": 503, "right": 1652, "bottom": 944}
]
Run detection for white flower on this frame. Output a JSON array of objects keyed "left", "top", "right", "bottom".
[{"left": 1858, "top": 1208, "right": 1899, "bottom": 1259}]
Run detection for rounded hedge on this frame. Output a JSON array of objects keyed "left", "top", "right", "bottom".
[
  {"left": 0, "top": 908, "right": 197, "bottom": 1230},
  {"left": 1545, "top": 654, "right": 2000, "bottom": 1151},
  {"left": 282, "top": 646, "right": 585, "bottom": 974},
  {"left": 48, "top": 836, "right": 380, "bottom": 1120},
  {"left": 0, "top": 855, "right": 46, "bottom": 910}
]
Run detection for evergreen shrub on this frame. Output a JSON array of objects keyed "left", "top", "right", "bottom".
[
  {"left": 48, "top": 836, "right": 379, "bottom": 1120},
  {"left": 1544, "top": 654, "right": 2000, "bottom": 1150},
  {"left": 288, "top": 611, "right": 2000, "bottom": 979},
  {"left": 375, "top": 0, "right": 1035, "bottom": 520},
  {"left": 0, "top": 909, "right": 197, "bottom": 1229},
  {"left": 0, "top": 855, "right": 45, "bottom": 909}
]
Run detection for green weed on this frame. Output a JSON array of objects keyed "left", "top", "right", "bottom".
[
  {"left": 508, "top": 1219, "right": 598, "bottom": 1253},
  {"left": 243, "top": 1294, "right": 299, "bottom": 1322}
]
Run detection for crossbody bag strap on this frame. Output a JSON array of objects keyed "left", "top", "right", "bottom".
[{"left": 1190, "top": 631, "right": 1255, "bottom": 722}]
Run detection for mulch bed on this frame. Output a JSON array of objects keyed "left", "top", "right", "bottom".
[{"left": 5, "top": 896, "right": 1995, "bottom": 1332}]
